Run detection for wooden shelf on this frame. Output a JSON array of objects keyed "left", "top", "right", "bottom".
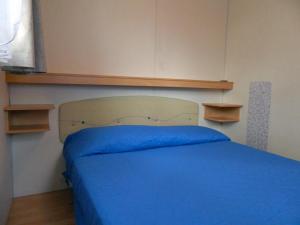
[
  {"left": 204, "top": 116, "right": 241, "bottom": 123},
  {"left": 4, "top": 104, "right": 54, "bottom": 134},
  {"left": 203, "top": 103, "right": 242, "bottom": 123},
  {"left": 6, "top": 73, "right": 234, "bottom": 91},
  {"left": 6, "top": 125, "right": 50, "bottom": 134},
  {"left": 202, "top": 103, "right": 242, "bottom": 108},
  {"left": 4, "top": 104, "right": 54, "bottom": 111}
]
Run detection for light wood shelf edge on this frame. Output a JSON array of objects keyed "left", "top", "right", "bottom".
[
  {"left": 4, "top": 104, "right": 55, "bottom": 111},
  {"left": 202, "top": 103, "right": 242, "bottom": 108},
  {"left": 6, "top": 73, "right": 234, "bottom": 90},
  {"left": 204, "top": 116, "right": 240, "bottom": 123},
  {"left": 6, "top": 125, "right": 50, "bottom": 134}
]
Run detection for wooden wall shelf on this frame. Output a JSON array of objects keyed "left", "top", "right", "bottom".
[
  {"left": 203, "top": 103, "right": 242, "bottom": 123},
  {"left": 4, "top": 104, "right": 54, "bottom": 134},
  {"left": 6, "top": 73, "right": 234, "bottom": 91}
]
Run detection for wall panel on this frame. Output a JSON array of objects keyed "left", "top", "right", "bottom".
[
  {"left": 0, "top": 72, "right": 13, "bottom": 224},
  {"left": 223, "top": 0, "right": 300, "bottom": 160}
]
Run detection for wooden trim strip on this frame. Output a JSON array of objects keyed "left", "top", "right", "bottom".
[
  {"left": 202, "top": 103, "right": 242, "bottom": 108},
  {"left": 4, "top": 104, "right": 55, "bottom": 111},
  {"left": 5, "top": 73, "right": 233, "bottom": 90}
]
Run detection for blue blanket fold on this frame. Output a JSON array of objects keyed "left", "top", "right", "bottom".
[{"left": 63, "top": 125, "right": 230, "bottom": 179}]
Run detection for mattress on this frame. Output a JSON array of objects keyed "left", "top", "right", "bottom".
[{"left": 63, "top": 126, "right": 300, "bottom": 225}]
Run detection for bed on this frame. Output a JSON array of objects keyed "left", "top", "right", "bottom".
[{"left": 60, "top": 97, "right": 300, "bottom": 225}]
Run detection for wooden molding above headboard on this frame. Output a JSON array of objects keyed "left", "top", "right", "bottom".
[
  {"left": 59, "top": 96, "right": 199, "bottom": 141},
  {"left": 6, "top": 73, "right": 233, "bottom": 90}
]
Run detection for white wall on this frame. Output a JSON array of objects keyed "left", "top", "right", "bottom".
[
  {"left": 11, "top": 0, "right": 229, "bottom": 197},
  {"left": 223, "top": 0, "right": 300, "bottom": 160},
  {"left": 0, "top": 72, "right": 12, "bottom": 225}
]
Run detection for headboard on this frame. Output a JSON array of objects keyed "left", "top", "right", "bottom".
[{"left": 59, "top": 96, "right": 199, "bottom": 141}]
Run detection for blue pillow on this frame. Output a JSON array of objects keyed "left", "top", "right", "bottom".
[{"left": 63, "top": 125, "right": 230, "bottom": 178}]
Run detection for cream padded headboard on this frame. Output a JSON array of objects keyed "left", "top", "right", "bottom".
[{"left": 59, "top": 96, "right": 199, "bottom": 141}]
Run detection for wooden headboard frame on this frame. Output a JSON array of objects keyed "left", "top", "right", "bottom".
[{"left": 59, "top": 96, "right": 199, "bottom": 141}]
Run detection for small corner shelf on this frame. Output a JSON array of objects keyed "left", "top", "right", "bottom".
[
  {"left": 4, "top": 104, "right": 55, "bottom": 134},
  {"left": 202, "top": 103, "right": 242, "bottom": 123}
]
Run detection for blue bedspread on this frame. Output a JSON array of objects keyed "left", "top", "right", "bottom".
[{"left": 64, "top": 126, "right": 300, "bottom": 225}]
